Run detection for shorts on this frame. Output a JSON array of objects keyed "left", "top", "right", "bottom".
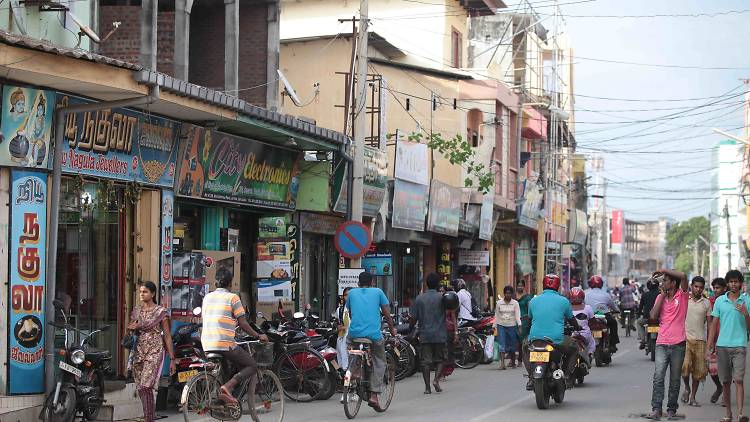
[
  {"left": 681, "top": 339, "right": 707, "bottom": 380},
  {"left": 717, "top": 346, "right": 747, "bottom": 384},
  {"left": 420, "top": 343, "right": 447, "bottom": 368}
]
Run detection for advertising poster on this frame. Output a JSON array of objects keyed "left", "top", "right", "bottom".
[
  {"left": 332, "top": 146, "right": 388, "bottom": 217},
  {"left": 160, "top": 190, "right": 174, "bottom": 313},
  {"left": 176, "top": 125, "right": 302, "bottom": 210},
  {"left": 8, "top": 170, "right": 47, "bottom": 394},
  {"left": 338, "top": 268, "right": 364, "bottom": 294},
  {"left": 426, "top": 180, "right": 461, "bottom": 237},
  {"left": 518, "top": 179, "right": 543, "bottom": 229},
  {"left": 361, "top": 253, "right": 393, "bottom": 276},
  {"left": 394, "top": 140, "right": 429, "bottom": 185},
  {"left": 610, "top": 209, "right": 624, "bottom": 254},
  {"left": 57, "top": 94, "right": 180, "bottom": 187},
  {"left": 257, "top": 280, "right": 293, "bottom": 302},
  {"left": 478, "top": 193, "right": 494, "bottom": 241},
  {"left": 0, "top": 86, "right": 55, "bottom": 169},
  {"left": 258, "top": 216, "right": 288, "bottom": 239},
  {"left": 171, "top": 252, "right": 206, "bottom": 318},
  {"left": 392, "top": 179, "right": 428, "bottom": 231}
]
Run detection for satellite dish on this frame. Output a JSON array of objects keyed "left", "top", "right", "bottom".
[
  {"left": 67, "top": 11, "right": 121, "bottom": 48},
  {"left": 277, "top": 69, "right": 303, "bottom": 106}
]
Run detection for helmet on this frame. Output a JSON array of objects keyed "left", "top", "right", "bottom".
[
  {"left": 569, "top": 287, "right": 585, "bottom": 305},
  {"left": 542, "top": 274, "right": 561, "bottom": 291},
  {"left": 589, "top": 275, "right": 604, "bottom": 289},
  {"left": 442, "top": 291, "right": 459, "bottom": 311}
]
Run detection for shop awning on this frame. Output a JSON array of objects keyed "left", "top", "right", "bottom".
[{"left": 521, "top": 106, "right": 547, "bottom": 140}]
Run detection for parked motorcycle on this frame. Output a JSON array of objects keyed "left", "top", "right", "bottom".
[
  {"left": 645, "top": 319, "right": 659, "bottom": 362},
  {"left": 40, "top": 299, "right": 112, "bottom": 422},
  {"left": 589, "top": 314, "right": 613, "bottom": 367},
  {"left": 163, "top": 307, "right": 204, "bottom": 407}
]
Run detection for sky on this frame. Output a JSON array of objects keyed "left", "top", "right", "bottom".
[{"left": 549, "top": 0, "right": 750, "bottom": 222}]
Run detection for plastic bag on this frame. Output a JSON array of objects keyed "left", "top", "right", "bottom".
[{"left": 484, "top": 334, "right": 495, "bottom": 360}]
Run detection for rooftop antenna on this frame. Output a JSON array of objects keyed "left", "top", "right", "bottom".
[{"left": 277, "top": 69, "right": 319, "bottom": 107}]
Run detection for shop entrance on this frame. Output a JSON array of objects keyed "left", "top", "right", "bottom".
[
  {"left": 55, "top": 179, "right": 127, "bottom": 376},
  {"left": 302, "top": 235, "right": 338, "bottom": 318}
]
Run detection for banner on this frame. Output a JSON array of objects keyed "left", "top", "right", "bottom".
[
  {"left": 361, "top": 253, "right": 393, "bottom": 276},
  {"left": 160, "top": 190, "right": 174, "bottom": 313},
  {"left": 0, "top": 86, "right": 55, "bottom": 169},
  {"left": 392, "top": 179, "right": 428, "bottom": 231},
  {"left": 610, "top": 209, "right": 623, "bottom": 254},
  {"left": 176, "top": 125, "right": 303, "bottom": 209},
  {"left": 427, "top": 180, "right": 461, "bottom": 237},
  {"left": 518, "top": 179, "right": 543, "bottom": 229},
  {"left": 9, "top": 170, "right": 47, "bottom": 394},
  {"left": 478, "top": 193, "right": 494, "bottom": 241},
  {"left": 57, "top": 94, "right": 180, "bottom": 187},
  {"left": 394, "top": 140, "right": 429, "bottom": 185},
  {"left": 458, "top": 250, "right": 490, "bottom": 266},
  {"left": 332, "top": 146, "right": 388, "bottom": 217}
]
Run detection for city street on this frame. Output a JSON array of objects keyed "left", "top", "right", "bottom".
[{"left": 156, "top": 335, "right": 736, "bottom": 422}]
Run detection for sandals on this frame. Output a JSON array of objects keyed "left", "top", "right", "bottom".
[
  {"left": 711, "top": 390, "right": 722, "bottom": 404},
  {"left": 688, "top": 400, "right": 701, "bottom": 407},
  {"left": 681, "top": 391, "right": 690, "bottom": 404},
  {"left": 739, "top": 416, "right": 749, "bottom": 422},
  {"left": 218, "top": 386, "right": 238, "bottom": 405}
]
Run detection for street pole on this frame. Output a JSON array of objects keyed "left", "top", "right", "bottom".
[
  {"left": 693, "top": 238, "right": 699, "bottom": 277},
  {"left": 350, "top": 0, "right": 368, "bottom": 268},
  {"left": 724, "top": 200, "right": 732, "bottom": 269}
]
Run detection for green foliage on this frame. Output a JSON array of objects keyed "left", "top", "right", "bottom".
[
  {"left": 405, "top": 132, "right": 494, "bottom": 194},
  {"left": 665, "top": 216, "right": 710, "bottom": 274}
]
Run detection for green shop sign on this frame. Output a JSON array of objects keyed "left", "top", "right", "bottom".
[{"left": 175, "top": 125, "right": 302, "bottom": 209}]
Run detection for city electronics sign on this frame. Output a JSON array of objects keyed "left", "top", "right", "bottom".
[
  {"left": 57, "top": 95, "right": 181, "bottom": 187},
  {"left": 8, "top": 170, "right": 47, "bottom": 394}
]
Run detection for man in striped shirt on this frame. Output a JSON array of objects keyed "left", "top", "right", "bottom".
[{"left": 202, "top": 269, "right": 268, "bottom": 405}]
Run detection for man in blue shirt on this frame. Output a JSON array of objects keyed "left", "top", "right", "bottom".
[
  {"left": 523, "top": 274, "right": 578, "bottom": 390},
  {"left": 708, "top": 270, "right": 750, "bottom": 422},
  {"left": 586, "top": 275, "right": 621, "bottom": 351},
  {"left": 346, "top": 272, "right": 397, "bottom": 408}
]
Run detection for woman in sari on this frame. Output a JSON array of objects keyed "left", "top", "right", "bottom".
[{"left": 128, "top": 281, "right": 176, "bottom": 422}]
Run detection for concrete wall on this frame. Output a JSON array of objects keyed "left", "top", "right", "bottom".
[{"left": 0, "top": 2, "right": 93, "bottom": 50}]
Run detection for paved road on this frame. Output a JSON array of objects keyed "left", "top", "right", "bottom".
[{"left": 157, "top": 334, "right": 739, "bottom": 422}]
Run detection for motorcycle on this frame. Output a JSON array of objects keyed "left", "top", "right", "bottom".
[
  {"left": 162, "top": 307, "right": 204, "bottom": 407},
  {"left": 570, "top": 314, "right": 592, "bottom": 386},
  {"left": 589, "top": 314, "right": 613, "bottom": 367},
  {"left": 40, "top": 299, "right": 111, "bottom": 422},
  {"left": 527, "top": 338, "right": 568, "bottom": 409},
  {"left": 645, "top": 319, "right": 659, "bottom": 362}
]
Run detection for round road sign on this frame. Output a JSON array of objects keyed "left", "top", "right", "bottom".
[{"left": 334, "top": 221, "right": 372, "bottom": 259}]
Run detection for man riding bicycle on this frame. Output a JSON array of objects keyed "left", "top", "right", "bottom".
[
  {"left": 201, "top": 269, "right": 268, "bottom": 406},
  {"left": 346, "top": 271, "right": 397, "bottom": 409},
  {"left": 619, "top": 278, "right": 637, "bottom": 329}
]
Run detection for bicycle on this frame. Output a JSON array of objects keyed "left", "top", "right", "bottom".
[
  {"left": 342, "top": 338, "right": 396, "bottom": 419},
  {"left": 453, "top": 327, "right": 482, "bottom": 369},
  {"left": 181, "top": 339, "right": 284, "bottom": 422}
]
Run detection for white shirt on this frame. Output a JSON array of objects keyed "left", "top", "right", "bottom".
[
  {"left": 495, "top": 298, "right": 522, "bottom": 327},
  {"left": 457, "top": 289, "right": 476, "bottom": 321}
]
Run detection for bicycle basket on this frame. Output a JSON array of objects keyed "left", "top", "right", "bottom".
[{"left": 251, "top": 342, "right": 274, "bottom": 367}]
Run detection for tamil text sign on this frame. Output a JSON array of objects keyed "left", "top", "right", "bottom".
[{"left": 394, "top": 139, "right": 429, "bottom": 185}]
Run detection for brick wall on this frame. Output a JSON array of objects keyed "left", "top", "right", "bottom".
[
  {"left": 238, "top": 2, "right": 269, "bottom": 107},
  {"left": 189, "top": 3, "right": 225, "bottom": 91},
  {"left": 99, "top": 6, "right": 175, "bottom": 76}
]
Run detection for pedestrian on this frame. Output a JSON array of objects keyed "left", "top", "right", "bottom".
[
  {"left": 681, "top": 276, "right": 710, "bottom": 407},
  {"left": 645, "top": 269, "right": 689, "bottom": 421},
  {"left": 708, "top": 277, "right": 728, "bottom": 404},
  {"left": 516, "top": 281, "right": 533, "bottom": 340},
  {"left": 334, "top": 287, "right": 352, "bottom": 370},
  {"left": 410, "top": 273, "right": 448, "bottom": 394},
  {"left": 127, "top": 281, "right": 176, "bottom": 422},
  {"left": 708, "top": 270, "right": 750, "bottom": 422},
  {"left": 438, "top": 285, "right": 458, "bottom": 382},
  {"left": 456, "top": 279, "right": 477, "bottom": 322},
  {"left": 494, "top": 285, "right": 521, "bottom": 369}
]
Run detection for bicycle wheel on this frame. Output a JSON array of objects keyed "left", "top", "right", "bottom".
[
  {"left": 391, "top": 339, "right": 414, "bottom": 381},
  {"left": 374, "top": 353, "right": 396, "bottom": 413},
  {"left": 454, "top": 334, "right": 481, "bottom": 369},
  {"left": 275, "top": 348, "right": 330, "bottom": 402},
  {"left": 342, "top": 379, "right": 363, "bottom": 419},
  {"left": 245, "top": 369, "right": 284, "bottom": 422},
  {"left": 182, "top": 372, "right": 220, "bottom": 422}
]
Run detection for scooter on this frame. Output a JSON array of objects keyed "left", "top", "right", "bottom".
[{"left": 589, "top": 313, "right": 613, "bottom": 367}]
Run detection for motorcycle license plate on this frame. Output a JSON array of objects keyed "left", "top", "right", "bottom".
[
  {"left": 647, "top": 326, "right": 659, "bottom": 333},
  {"left": 592, "top": 330, "right": 603, "bottom": 338},
  {"left": 529, "top": 351, "right": 549, "bottom": 362},
  {"left": 331, "top": 360, "right": 340, "bottom": 370},
  {"left": 177, "top": 369, "right": 198, "bottom": 383},
  {"left": 59, "top": 361, "right": 82, "bottom": 378}
]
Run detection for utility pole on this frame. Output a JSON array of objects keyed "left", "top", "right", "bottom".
[
  {"left": 350, "top": 0, "right": 368, "bottom": 267},
  {"left": 724, "top": 200, "right": 732, "bottom": 269},
  {"left": 693, "top": 238, "right": 699, "bottom": 277}
]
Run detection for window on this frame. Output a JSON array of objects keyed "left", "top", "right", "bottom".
[{"left": 451, "top": 29, "right": 462, "bottom": 68}]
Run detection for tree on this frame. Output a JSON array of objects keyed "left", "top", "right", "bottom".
[{"left": 665, "top": 216, "right": 710, "bottom": 275}]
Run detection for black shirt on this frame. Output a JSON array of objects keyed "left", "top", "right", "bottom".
[
  {"left": 412, "top": 290, "right": 447, "bottom": 343},
  {"left": 639, "top": 289, "right": 660, "bottom": 319}
]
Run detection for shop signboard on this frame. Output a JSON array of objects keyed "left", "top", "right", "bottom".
[
  {"left": 394, "top": 140, "right": 429, "bottom": 185},
  {"left": 300, "top": 212, "right": 343, "bottom": 235},
  {"left": 427, "top": 180, "right": 461, "bottom": 237},
  {"left": 361, "top": 253, "right": 393, "bottom": 276},
  {"left": 515, "top": 239, "right": 533, "bottom": 276},
  {"left": 8, "top": 170, "right": 47, "bottom": 394},
  {"left": 259, "top": 216, "right": 289, "bottom": 239},
  {"left": 610, "top": 209, "right": 624, "bottom": 254},
  {"left": 567, "top": 209, "right": 588, "bottom": 246},
  {"left": 297, "top": 161, "right": 330, "bottom": 212},
  {"left": 287, "top": 224, "right": 300, "bottom": 307},
  {"left": 518, "top": 179, "right": 543, "bottom": 229},
  {"left": 175, "top": 125, "right": 303, "bottom": 210},
  {"left": 478, "top": 193, "right": 494, "bottom": 241},
  {"left": 160, "top": 190, "right": 174, "bottom": 313},
  {"left": 0, "top": 85, "right": 55, "bottom": 169},
  {"left": 338, "top": 268, "right": 364, "bottom": 294},
  {"left": 392, "top": 179, "right": 428, "bottom": 231},
  {"left": 57, "top": 94, "right": 180, "bottom": 187},
  {"left": 332, "top": 146, "right": 388, "bottom": 217},
  {"left": 458, "top": 250, "right": 490, "bottom": 266}
]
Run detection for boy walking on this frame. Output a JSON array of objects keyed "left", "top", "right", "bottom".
[
  {"left": 410, "top": 273, "right": 447, "bottom": 394},
  {"left": 708, "top": 270, "right": 750, "bottom": 422},
  {"left": 681, "top": 276, "right": 710, "bottom": 407}
]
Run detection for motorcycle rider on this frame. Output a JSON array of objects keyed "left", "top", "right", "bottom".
[
  {"left": 619, "top": 278, "right": 638, "bottom": 329},
  {"left": 570, "top": 287, "right": 596, "bottom": 358},
  {"left": 523, "top": 274, "right": 579, "bottom": 390},
  {"left": 585, "top": 275, "right": 621, "bottom": 352},
  {"left": 201, "top": 270, "right": 268, "bottom": 406},
  {"left": 638, "top": 277, "right": 661, "bottom": 350},
  {"left": 346, "top": 271, "right": 398, "bottom": 409}
]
